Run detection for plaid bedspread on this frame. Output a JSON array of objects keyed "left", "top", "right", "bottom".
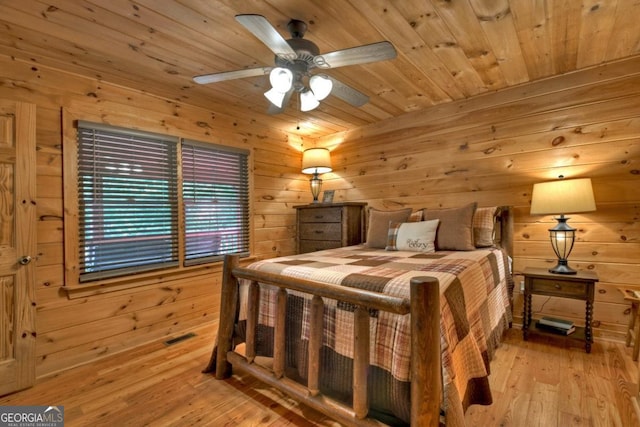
[{"left": 237, "top": 245, "right": 512, "bottom": 425}]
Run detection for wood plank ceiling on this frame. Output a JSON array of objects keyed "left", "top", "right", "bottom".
[{"left": 0, "top": 0, "right": 638, "bottom": 139}]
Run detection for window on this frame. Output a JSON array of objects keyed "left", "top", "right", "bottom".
[
  {"left": 182, "top": 140, "right": 250, "bottom": 265},
  {"left": 74, "top": 121, "right": 250, "bottom": 284},
  {"left": 77, "top": 122, "right": 180, "bottom": 282}
]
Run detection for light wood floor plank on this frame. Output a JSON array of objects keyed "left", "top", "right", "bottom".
[{"left": 1, "top": 324, "right": 639, "bottom": 426}]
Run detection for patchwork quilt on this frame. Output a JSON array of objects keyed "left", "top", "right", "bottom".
[{"left": 236, "top": 245, "right": 513, "bottom": 425}]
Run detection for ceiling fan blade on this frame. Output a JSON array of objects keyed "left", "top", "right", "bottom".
[
  {"left": 235, "top": 14, "right": 297, "bottom": 61},
  {"left": 327, "top": 76, "right": 369, "bottom": 107},
  {"left": 267, "top": 88, "right": 294, "bottom": 115},
  {"left": 314, "top": 41, "right": 397, "bottom": 69},
  {"left": 193, "top": 66, "right": 271, "bottom": 84}
]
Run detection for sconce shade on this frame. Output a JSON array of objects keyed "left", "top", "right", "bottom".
[
  {"left": 530, "top": 178, "right": 596, "bottom": 215},
  {"left": 530, "top": 177, "right": 596, "bottom": 275},
  {"left": 302, "top": 148, "right": 332, "bottom": 203},
  {"left": 301, "top": 148, "right": 332, "bottom": 174}
]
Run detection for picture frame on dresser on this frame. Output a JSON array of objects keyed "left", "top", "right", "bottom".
[{"left": 322, "top": 190, "right": 334, "bottom": 203}]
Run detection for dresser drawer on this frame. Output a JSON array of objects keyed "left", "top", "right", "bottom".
[
  {"left": 298, "top": 207, "right": 342, "bottom": 223},
  {"left": 299, "top": 239, "right": 342, "bottom": 253},
  {"left": 529, "top": 278, "right": 589, "bottom": 298},
  {"left": 299, "top": 222, "right": 342, "bottom": 240}
]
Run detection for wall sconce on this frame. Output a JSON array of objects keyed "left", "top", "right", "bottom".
[
  {"left": 301, "top": 148, "right": 332, "bottom": 203},
  {"left": 530, "top": 177, "right": 596, "bottom": 274}
]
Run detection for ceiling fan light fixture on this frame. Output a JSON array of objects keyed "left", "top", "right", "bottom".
[
  {"left": 300, "top": 90, "right": 320, "bottom": 112},
  {"left": 269, "top": 67, "right": 293, "bottom": 92},
  {"left": 309, "top": 74, "right": 333, "bottom": 101},
  {"left": 264, "top": 87, "right": 286, "bottom": 108}
]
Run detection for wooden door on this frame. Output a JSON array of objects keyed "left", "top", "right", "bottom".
[{"left": 0, "top": 100, "right": 37, "bottom": 395}]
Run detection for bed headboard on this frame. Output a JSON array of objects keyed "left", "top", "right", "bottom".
[{"left": 495, "top": 206, "right": 514, "bottom": 259}]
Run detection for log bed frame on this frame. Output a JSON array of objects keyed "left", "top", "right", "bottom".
[{"left": 206, "top": 206, "right": 513, "bottom": 426}]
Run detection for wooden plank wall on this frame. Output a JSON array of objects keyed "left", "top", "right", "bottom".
[
  {"left": 315, "top": 57, "right": 640, "bottom": 341},
  {"left": 1, "top": 51, "right": 638, "bottom": 379},
  {"left": 0, "top": 55, "right": 308, "bottom": 378}
]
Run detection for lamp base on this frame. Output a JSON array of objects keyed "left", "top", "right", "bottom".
[
  {"left": 548, "top": 260, "right": 577, "bottom": 275},
  {"left": 310, "top": 173, "right": 322, "bottom": 204}
]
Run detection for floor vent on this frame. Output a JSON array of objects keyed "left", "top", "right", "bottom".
[{"left": 164, "top": 332, "right": 196, "bottom": 346}]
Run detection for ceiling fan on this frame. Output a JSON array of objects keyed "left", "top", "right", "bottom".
[{"left": 193, "top": 14, "right": 397, "bottom": 113}]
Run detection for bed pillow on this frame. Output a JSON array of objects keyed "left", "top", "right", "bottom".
[
  {"left": 408, "top": 210, "right": 423, "bottom": 222},
  {"left": 422, "top": 202, "right": 477, "bottom": 251},
  {"left": 365, "top": 208, "right": 412, "bottom": 248},
  {"left": 473, "top": 206, "right": 499, "bottom": 247},
  {"left": 386, "top": 219, "right": 439, "bottom": 252}
]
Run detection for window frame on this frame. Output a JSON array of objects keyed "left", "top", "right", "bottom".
[{"left": 63, "top": 113, "right": 253, "bottom": 294}]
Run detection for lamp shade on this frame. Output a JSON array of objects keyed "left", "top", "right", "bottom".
[
  {"left": 530, "top": 178, "right": 596, "bottom": 215},
  {"left": 269, "top": 67, "right": 293, "bottom": 93},
  {"left": 309, "top": 74, "right": 333, "bottom": 101},
  {"left": 302, "top": 148, "right": 332, "bottom": 174},
  {"left": 264, "top": 87, "right": 287, "bottom": 108},
  {"left": 300, "top": 89, "right": 320, "bottom": 112}
]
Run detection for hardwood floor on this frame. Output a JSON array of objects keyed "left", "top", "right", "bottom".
[{"left": 1, "top": 322, "right": 639, "bottom": 426}]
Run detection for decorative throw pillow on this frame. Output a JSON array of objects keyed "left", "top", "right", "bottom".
[
  {"left": 386, "top": 219, "right": 439, "bottom": 252},
  {"left": 473, "top": 206, "right": 499, "bottom": 247},
  {"left": 408, "top": 210, "right": 423, "bottom": 222},
  {"left": 365, "top": 208, "right": 412, "bottom": 249},
  {"left": 422, "top": 202, "right": 477, "bottom": 251}
]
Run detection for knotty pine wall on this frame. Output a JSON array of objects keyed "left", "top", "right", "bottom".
[
  {"left": 315, "top": 56, "right": 640, "bottom": 341},
  {"left": 1, "top": 52, "right": 639, "bottom": 380},
  {"left": 0, "top": 55, "right": 310, "bottom": 378}
]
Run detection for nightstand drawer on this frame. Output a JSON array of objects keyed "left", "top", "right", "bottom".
[
  {"left": 299, "top": 223, "right": 341, "bottom": 240},
  {"left": 299, "top": 240, "right": 341, "bottom": 253},
  {"left": 298, "top": 207, "right": 342, "bottom": 223},
  {"left": 530, "top": 278, "right": 589, "bottom": 298}
]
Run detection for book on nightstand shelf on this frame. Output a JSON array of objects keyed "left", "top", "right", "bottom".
[
  {"left": 535, "top": 321, "right": 576, "bottom": 335},
  {"left": 538, "top": 316, "right": 575, "bottom": 330}
]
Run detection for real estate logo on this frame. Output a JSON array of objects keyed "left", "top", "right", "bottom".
[{"left": 0, "top": 406, "right": 64, "bottom": 427}]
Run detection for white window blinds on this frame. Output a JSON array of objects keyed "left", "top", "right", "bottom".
[
  {"left": 77, "top": 121, "right": 179, "bottom": 281},
  {"left": 182, "top": 140, "right": 250, "bottom": 265}
]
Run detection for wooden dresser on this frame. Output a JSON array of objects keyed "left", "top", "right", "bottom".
[{"left": 295, "top": 202, "right": 367, "bottom": 254}]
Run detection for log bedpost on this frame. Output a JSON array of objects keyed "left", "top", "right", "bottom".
[
  {"left": 215, "top": 254, "right": 240, "bottom": 379},
  {"left": 410, "top": 276, "right": 441, "bottom": 427}
]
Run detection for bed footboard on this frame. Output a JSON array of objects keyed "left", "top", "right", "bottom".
[{"left": 211, "top": 254, "right": 442, "bottom": 426}]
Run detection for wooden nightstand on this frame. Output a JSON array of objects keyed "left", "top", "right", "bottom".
[
  {"left": 522, "top": 267, "right": 598, "bottom": 353},
  {"left": 295, "top": 203, "right": 366, "bottom": 254}
]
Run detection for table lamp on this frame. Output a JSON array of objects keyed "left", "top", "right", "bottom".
[
  {"left": 530, "top": 177, "right": 596, "bottom": 274},
  {"left": 301, "top": 148, "right": 332, "bottom": 203}
]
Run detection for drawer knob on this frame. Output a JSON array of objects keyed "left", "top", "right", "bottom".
[
  {"left": 555, "top": 284, "right": 561, "bottom": 289},
  {"left": 315, "top": 230, "right": 324, "bottom": 234},
  {"left": 315, "top": 215, "right": 324, "bottom": 219}
]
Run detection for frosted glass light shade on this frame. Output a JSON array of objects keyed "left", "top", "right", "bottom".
[
  {"left": 300, "top": 90, "right": 320, "bottom": 112},
  {"left": 530, "top": 178, "right": 596, "bottom": 215},
  {"left": 269, "top": 67, "right": 293, "bottom": 93},
  {"left": 302, "top": 148, "right": 332, "bottom": 174},
  {"left": 264, "top": 88, "right": 286, "bottom": 108},
  {"left": 309, "top": 74, "right": 333, "bottom": 100}
]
